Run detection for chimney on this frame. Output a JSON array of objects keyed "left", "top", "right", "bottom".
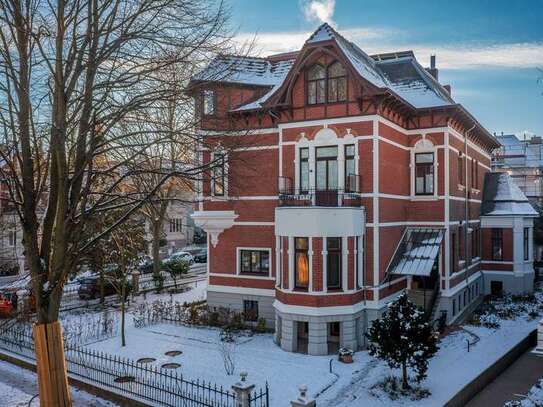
[{"left": 426, "top": 54, "right": 439, "bottom": 81}]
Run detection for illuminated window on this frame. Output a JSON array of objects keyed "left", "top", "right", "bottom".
[{"left": 295, "top": 238, "right": 309, "bottom": 288}]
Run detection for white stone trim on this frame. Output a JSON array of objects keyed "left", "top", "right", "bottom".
[
  {"left": 209, "top": 273, "right": 275, "bottom": 281},
  {"left": 208, "top": 285, "right": 275, "bottom": 297},
  {"left": 410, "top": 137, "right": 438, "bottom": 199}
]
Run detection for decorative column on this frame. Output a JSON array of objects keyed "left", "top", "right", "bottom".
[
  {"left": 288, "top": 236, "right": 295, "bottom": 290},
  {"left": 322, "top": 237, "right": 328, "bottom": 293},
  {"left": 308, "top": 237, "right": 313, "bottom": 292},
  {"left": 342, "top": 236, "right": 348, "bottom": 291},
  {"left": 231, "top": 372, "right": 255, "bottom": 407}
]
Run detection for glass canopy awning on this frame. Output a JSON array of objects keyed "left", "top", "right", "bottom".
[{"left": 387, "top": 228, "right": 445, "bottom": 277}]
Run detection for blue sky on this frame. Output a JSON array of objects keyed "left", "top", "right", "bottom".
[{"left": 230, "top": 0, "right": 543, "bottom": 138}]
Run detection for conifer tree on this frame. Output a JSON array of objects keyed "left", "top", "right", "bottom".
[{"left": 366, "top": 293, "right": 439, "bottom": 389}]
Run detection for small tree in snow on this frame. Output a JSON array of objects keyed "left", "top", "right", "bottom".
[
  {"left": 162, "top": 258, "right": 190, "bottom": 290},
  {"left": 366, "top": 293, "right": 439, "bottom": 390}
]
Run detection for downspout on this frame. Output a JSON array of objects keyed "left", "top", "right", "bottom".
[{"left": 464, "top": 124, "right": 476, "bottom": 287}]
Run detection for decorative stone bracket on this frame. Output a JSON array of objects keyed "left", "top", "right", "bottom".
[{"left": 191, "top": 210, "right": 238, "bottom": 247}]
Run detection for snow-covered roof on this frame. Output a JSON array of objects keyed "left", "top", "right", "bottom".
[
  {"left": 481, "top": 172, "right": 538, "bottom": 217},
  {"left": 192, "top": 55, "right": 294, "bottom": 87},
  {"left": 376, "top": 57, "right": 454, "bottom": 108},
  {"left": 196, "top": 23, "right": 456, "bottom": 112}
]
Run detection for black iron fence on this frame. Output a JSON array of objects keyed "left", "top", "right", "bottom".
[{"left": 0, "top": 322, "right": 269, "bottom": 407}]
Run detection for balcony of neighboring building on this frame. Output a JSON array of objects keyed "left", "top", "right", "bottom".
[{"left": 275, "top": 175, "right": 365, "bottom": 238}]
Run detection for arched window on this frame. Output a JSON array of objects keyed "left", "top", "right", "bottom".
[
  {"left": 327, "top": 62, "right": 347, "bottom": 103},
  {"left": 307, "top": 64, "right": 326, "bottom": 104}
]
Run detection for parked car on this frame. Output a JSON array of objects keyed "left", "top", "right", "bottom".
[
  {"left": 164, "top": 251, "right": 194, "bottom": 265},
  {"left": 194, "top": 249, "right": 207, "bottom": 263},
  {"left": 138, "top": 257, "right": 154, "bottom": 274},
  {"left": 77, "top": 276, "right": 130, "bottom": 300}
]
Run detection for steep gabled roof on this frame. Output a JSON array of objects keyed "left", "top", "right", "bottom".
[
  {"left": 231, "top": 23, "right": 454, "bottom": 111},
  {"left": 481, "top": 172, "right": 538, "bottom": 216}
]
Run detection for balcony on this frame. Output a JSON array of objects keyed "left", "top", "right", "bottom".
[
  {"left": 275, "top": 176, "right": 365, "bottom": 238},
  {"left": 277, "top": 175, "right": 362, "bottom": 208}
]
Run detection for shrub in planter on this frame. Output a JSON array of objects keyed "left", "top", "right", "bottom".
[
  {"left": 255, "top": 318, "right": 267, "bottom": 333},
  {"left": 338, "top": 347, "right": 354, "bottom": 363}
]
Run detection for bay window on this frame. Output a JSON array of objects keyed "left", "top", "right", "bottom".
[
  {"left": 524, "top": 227, "right": 529, "bottom": 261},
  {"left": 295, "top": 238, "right": 309, "bottom": 289},
  {"left": 415, "top": 152, "right": 434, "bottom": 195},
  {"left": 491, "top": 228, "right": 503, "bottom": 261},
  {"left": 327, "top": 237, "right": 342, "bottom": 289}
]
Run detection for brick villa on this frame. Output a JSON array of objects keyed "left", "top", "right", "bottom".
[{"left": 189, "top": 24, "right": 537, "bottom": 355}]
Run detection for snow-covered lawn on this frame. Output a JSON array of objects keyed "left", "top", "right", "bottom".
[
  {"left": 63, "top": 284, "right": 543, "bottom": 407},
  {"left": 0, "top": 361, "right": 118, "bottom": 406}
]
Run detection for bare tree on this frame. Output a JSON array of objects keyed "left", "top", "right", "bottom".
[{"left": 0, "top": 0, "right": 237, "bottom": 403}]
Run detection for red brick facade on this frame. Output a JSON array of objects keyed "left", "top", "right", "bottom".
[{"left": 191, "top": 24, "right": 504, "bottom": 319}]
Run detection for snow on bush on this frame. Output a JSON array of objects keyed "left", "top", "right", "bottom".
[
  {"left": 369, "top": 375, "right": 431, "bottom": 402},
  {"left": 504, "top": 378, "right": 543, "bottom": 406},
  {"left": 470, "top": 292, "right": 543, "bottom": 329}
]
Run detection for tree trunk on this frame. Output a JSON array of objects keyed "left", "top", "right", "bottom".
[
  {"left": 401, "top": 362, "right": 409, "bottom": 390},
  {"left": 152, "top": 222, "right": 162, "bottom": 277},
  {"left": 121, "top": 279, "right": 126, "bottom": 347},
  {"left": 33, "top": 321, "right": 71, "bottom": 406},
  {"left": 99, "top": 268, "right": 105, "bottom": 304}
]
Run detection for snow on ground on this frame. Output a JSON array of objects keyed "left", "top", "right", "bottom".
[
  {"left": 0, "top": 361, "right": 118, "bottom": 407},
  {"left": 87, "top": 322, "right": 351, "bottom": 406},
  {"left": 321, "top": 317, "right": 539, "bottom": 407}
]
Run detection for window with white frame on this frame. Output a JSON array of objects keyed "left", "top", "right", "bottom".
[
  {"left": 169, "top": 218, "right": 182, "bottom": 233},
  {"left": 239, "top": 249, "right": 270, "bottom": 275},
  {"left": 211, "top": 153, "right": 225, "bottom": 196},
  {"left": 414, "top": 152, "right": 435, "bottom": 195},
  {"left": 299, "top": 147, "right": 309, "bottom": 193},
  {"left": 8, "top": 230, "right": 16, "bottom": 247},
  {"left": 202, "top": 90, "right": 215, "bottom": 116}
]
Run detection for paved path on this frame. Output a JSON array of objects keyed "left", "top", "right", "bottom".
[{"left": 466, "top": 348, "right": 543, "bottom": 406}]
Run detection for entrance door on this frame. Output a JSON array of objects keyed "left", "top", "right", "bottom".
[
  {"left": 315, "top": 146, "right": 338, "bottom": 206},
  {"left": 491, "top": 280, "right": 503, "bottom": 296}
]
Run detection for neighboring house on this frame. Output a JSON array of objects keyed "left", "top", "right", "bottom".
[
  {"left": 144, "top": 202, "right": 195, "bottom": 258},
  {"left": 492, "top": 133, "right": 543, "bottom": 207},
  {"left": 194, "top": 24, "right": 535, "bottom": 355}
]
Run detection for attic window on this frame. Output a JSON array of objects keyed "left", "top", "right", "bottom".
[
  {"left": 327, "top": 62, "right": 347, "bottom": 103},
  {"left": 307, "top": 64, "right": 326, "bottom": 104},
  {"left": 202, "top": 90, "right": 215, "bottom": 115}
]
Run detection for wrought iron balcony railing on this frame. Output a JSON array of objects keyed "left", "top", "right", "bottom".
[{"left": 277, "top": 175, "right": 362, "bottom": 208}]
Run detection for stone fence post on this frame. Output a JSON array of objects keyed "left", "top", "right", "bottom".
[
  {"left": 231, "top": 371, "right": 255, "bottom": 407},
  {"left": 291, "top": 385, "right": 316, "bottom": 407}
]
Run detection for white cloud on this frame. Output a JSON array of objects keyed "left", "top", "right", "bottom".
[
  {"left": 235, "top": 28, "right": 543, "bottom": 70},
  {"left": 301, "top": 0, "right": 336, "bottom": 26}
]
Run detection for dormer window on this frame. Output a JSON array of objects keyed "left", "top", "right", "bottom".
[
  {"left": 327, "top": 62, "right": 347, "bottom": 103},
  {"left": 202, "top": 90, "right": 215, "bottom": 116},
  {"left": 307, "top": 62, "right": 347, "bottom": 105},
  {"left": 307, "top": 65, "right": 326, "bottom": 104}
]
